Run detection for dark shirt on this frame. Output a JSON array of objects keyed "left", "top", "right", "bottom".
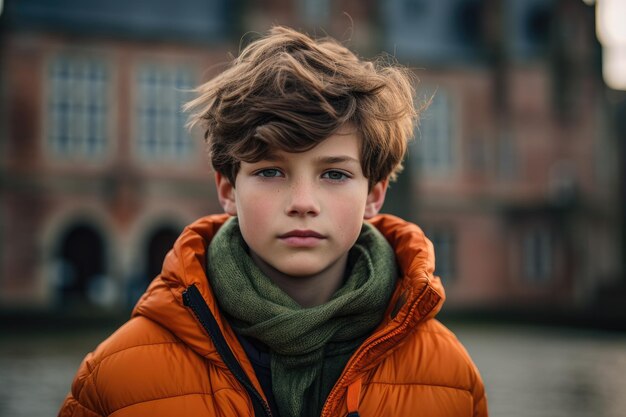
[{"left": 236, "top": 334, "right": 281, "bottom": 417}]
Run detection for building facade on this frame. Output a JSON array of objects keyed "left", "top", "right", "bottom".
[{"left": 0, "top": 0, "right": 621, "bottom": 314}]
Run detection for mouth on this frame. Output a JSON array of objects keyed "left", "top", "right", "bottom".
[
  {"left": 278, "top": 230, "right": 326, "bottom": 247},
  {"left": 279, "top": 230, "right": 325, "bottom": 239}
]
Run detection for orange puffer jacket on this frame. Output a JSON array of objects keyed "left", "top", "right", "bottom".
[{"left": 58, "top": 214, "right": 488, "bottom": 417}]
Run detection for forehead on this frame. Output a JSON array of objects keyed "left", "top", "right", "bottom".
[{"left": 261, "top": 128, "right": 362, "bottom": 163}]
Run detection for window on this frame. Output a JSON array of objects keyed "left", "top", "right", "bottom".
[
  {"left": 383, "top": 0, "right": 484, "bottom": 62},
  {"left": 506, "top": 0, "right": 554, "bottom": 59},
  {"left": 414, "top": 90, "right": 455, "bottom": 175},
  {"left": 47, "top": 55, "right": 109, "bottom": 158},
  {"left": 299, "top": 0, "right": 329, "bottom": 26},
  {"left": 522, "top": 227, "right": 553, "bottom": 283},
  {"left": 497, "top": 131, "right": 517, "bottom": 181},
  {"left": 453, "top": 0, "right": 483, "bottom": 48},
  {"left": 136, "top": 65, "right": 194, "bottom": 159},
  {"left": 424, "top": 227, "right": 456, "bottom": 283}
]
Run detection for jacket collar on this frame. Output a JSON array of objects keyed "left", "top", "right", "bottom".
[{"left": 132, "top": 213, "right": 445, "bottom": 366}]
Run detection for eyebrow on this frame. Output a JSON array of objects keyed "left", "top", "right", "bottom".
[
  {"left": 262, "top": 153, "right": 286, "bottom": 162},
  {"left": 260, "top": 154, "right": 360, "bottom": 165},
  {"left": 316, "top": 155, "right": 360, "bottom": 165}
]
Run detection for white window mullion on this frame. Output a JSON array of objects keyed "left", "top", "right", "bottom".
[
  {"left": 135, "top": 64, "right": 194, "bottom": 161},
  {"left": 414, "top": 89, "right": 455, "bottom": 176},
  {"left": 47, "top": 55, "right": 108, "bottom": 160}
]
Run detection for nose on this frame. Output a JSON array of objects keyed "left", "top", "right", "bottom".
[{"left": 284, "top": 177, "right": 320, "bottom": 217}]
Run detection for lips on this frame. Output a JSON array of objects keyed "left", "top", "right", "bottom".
[
  {"left": 279, "top": 230, "right": 325, "bottom": 239},
  {"left": 278, "top": 230, "right": 326, "bottom": 247}
]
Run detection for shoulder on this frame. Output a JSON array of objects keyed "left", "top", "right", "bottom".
[
  {"left": 372, "top": 319, "right": 483, "bottom": 391},
  {"left": 84, "top": 316, "right": 184, "bottom": 369},
  {"left": 68, "top": 317, "right": 210, "bottom": 415},
  {"left": 361, "top": 319, "right": 488, "bottom": 417}
]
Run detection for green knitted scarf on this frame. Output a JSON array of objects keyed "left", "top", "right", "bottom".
[{"left": 207, "top": 217, "right": 397, "bottom": 417}]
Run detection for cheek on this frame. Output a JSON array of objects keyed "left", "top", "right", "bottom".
[
  {"left": 331, "top": 186, "right": 368, "bottom": 217},
  {"left": 330, "top": 198, "right": 367, "bottom": 239},
  {"left": 236, "top": 188, "right": 279, "bottom": 237}
]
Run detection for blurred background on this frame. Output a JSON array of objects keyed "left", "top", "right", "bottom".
[{"left": 0, "top": 0, "right": 625, "bottom": 416}]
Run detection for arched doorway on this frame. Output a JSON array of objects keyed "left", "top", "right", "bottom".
[
  {"left": 145, "top": 226, "right": 180, "bottom": 287},
  {"left": 55, "top": 223, "right": 106, "bottom": 305}
]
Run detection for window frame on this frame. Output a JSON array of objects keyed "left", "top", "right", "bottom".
[
  {"left": 44, "top": 53, "right": 112, "bottom": 161},
  {"left": 133, "top": 62, "right": 196, "bottom": 162}
]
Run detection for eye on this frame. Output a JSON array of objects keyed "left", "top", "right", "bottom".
[
  {"left": 255, "top": 168, "right": 283, "bottom": 178},
  {"left": 322, "top": 170, "right": 349, "bottom": 181}
]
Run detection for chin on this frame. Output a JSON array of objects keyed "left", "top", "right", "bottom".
[
  {"left": 274, "top": 260, "right": 327, "bottom": 278},
  {"left": 277, "top": 266, "right": 323, "bottom": 278}
]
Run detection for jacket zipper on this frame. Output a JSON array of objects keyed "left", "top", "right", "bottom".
[
  {"left": 320, "top": 287, "right": 437, "bottom": 417},
  {"left": 182, "top": 284, "right": 273, "bottom": 417}
]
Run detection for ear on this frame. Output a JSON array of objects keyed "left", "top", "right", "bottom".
[
  {"left": 364, "top": 179, "right": 388, "bottom": 219},
  {"left": 215, "top": 172, "right": 238, "bottom": 215}
]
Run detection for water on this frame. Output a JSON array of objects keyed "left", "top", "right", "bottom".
[
  {"left": 0, "top": 326, "right": 121, "bottom": 417},
  {"left": 1, "top": 323, "right": 625, "bottom": 416},
  {"left": 452, "top": 323, "right": 626, "bottom": 417}
]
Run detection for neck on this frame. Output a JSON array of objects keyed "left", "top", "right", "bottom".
[{"left": 250, "top": 251, "right": 349, "bottom": 308}]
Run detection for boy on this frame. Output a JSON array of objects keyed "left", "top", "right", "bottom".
[{"left": 59, "top": 26, "right": 487, "bottom": 417}]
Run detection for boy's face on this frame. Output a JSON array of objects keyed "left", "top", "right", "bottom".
[{"left": 216, "top": 127, "right": 388, "bottom": 278}]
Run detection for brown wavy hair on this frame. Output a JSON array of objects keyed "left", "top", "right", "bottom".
[{"left": 185, "top": 26, "right": 421, "bottom": 188}]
